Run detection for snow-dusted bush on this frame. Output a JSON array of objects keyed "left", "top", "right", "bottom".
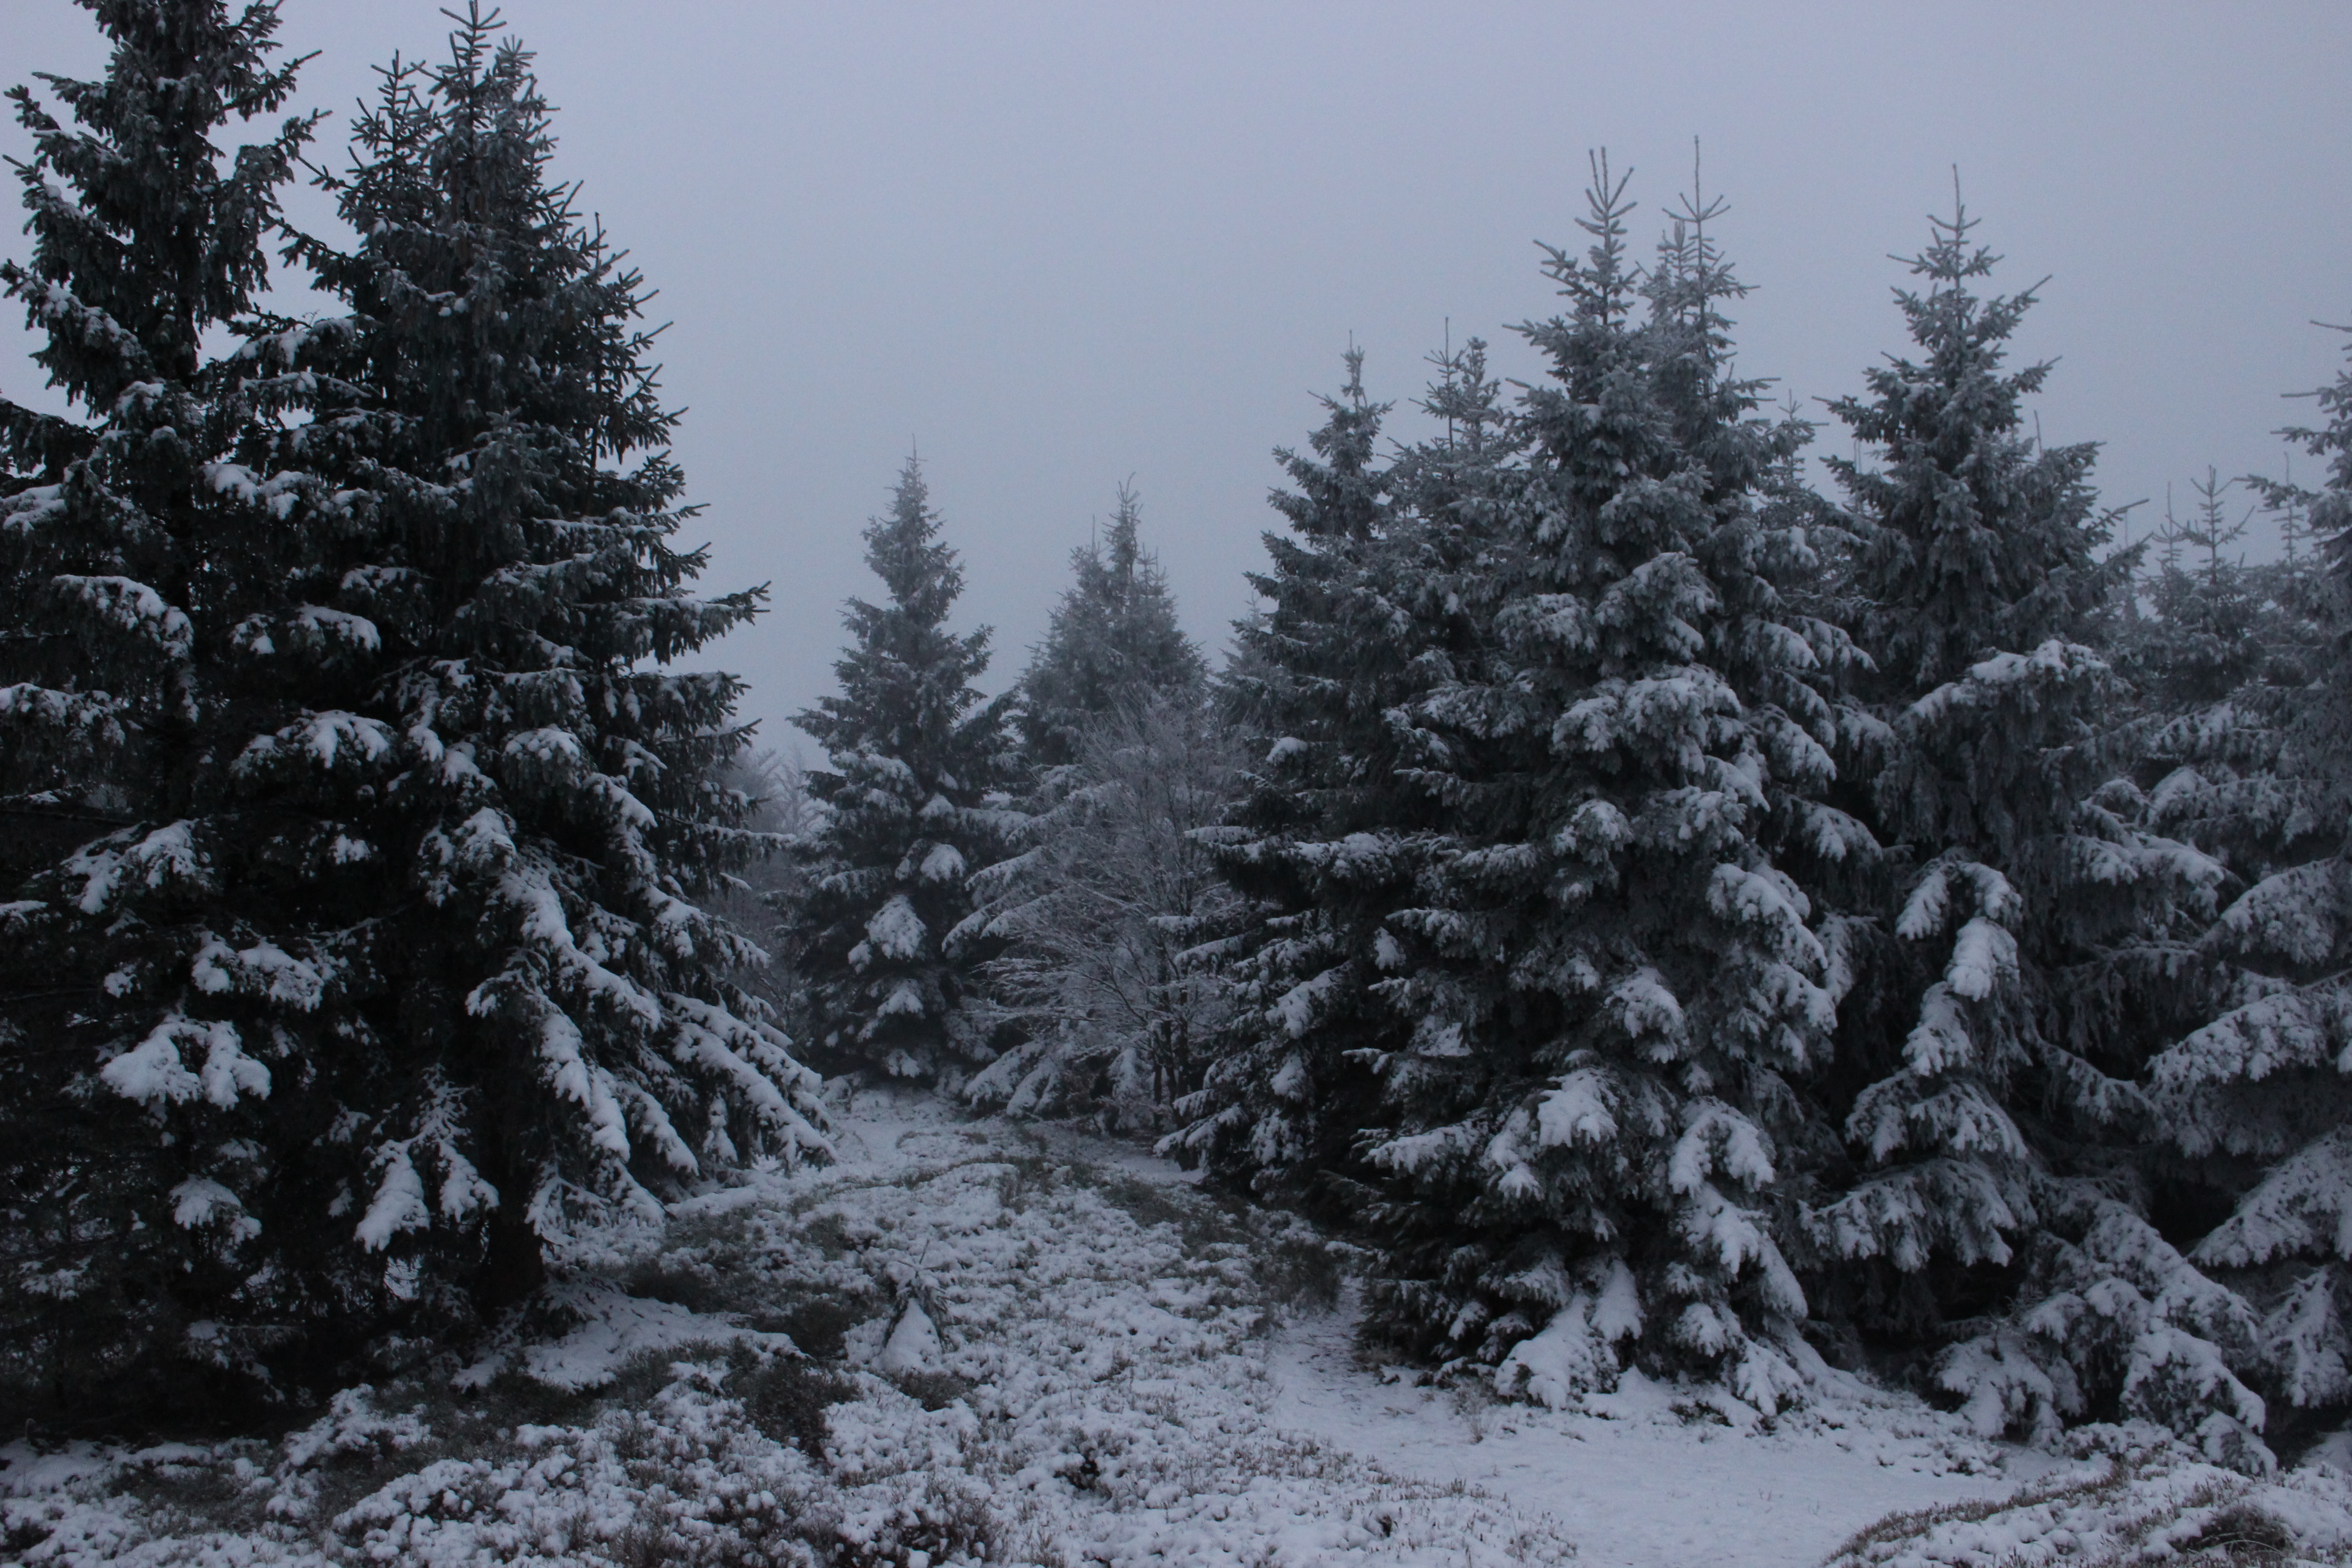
[{"left": 965, "top": 695, "right": 1242, "bottom": 1125}]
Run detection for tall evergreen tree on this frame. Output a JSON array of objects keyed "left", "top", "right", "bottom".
[
  {"left": 1016, "top": 481, "right": 1205, "bottom": 768},
  {"left": 1185, "top": 165, "right": 1859, "bottom": 1411},
  {"left": 0, "top": 0, "right": 324, "bottom": 1421},
  {"left": 288, "top": 8, "right": 829, "bottom": 1307},
  {"left": 1170, "top": 344, "right": 1438, "bottom": 1197},
  {"left": 792, "top": 457, "right": 1014, "bottom": 1080},
  {"left": 1808, "top": 196, "right": 2249, "bottom": 1457},
  {"left": 968, "top": 483, "right": 1227, "bottom": 1124},
  {"left": 2130, "top": 335, "right": 2352, "bottom": 1458},
  {"left": 1349, "top": 167, "right": 1853, "bottom": 1407},
  {"left": 0, "top": 6, "right": 828, "bottom": 1422}
]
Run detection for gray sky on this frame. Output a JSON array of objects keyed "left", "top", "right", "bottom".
[{"left": 6, "top": 2, "right": 2350, "bottom": 757}]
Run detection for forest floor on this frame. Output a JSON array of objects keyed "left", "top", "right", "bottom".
[{"left": 5, "top": 1086, "right": 2352, "bottom": 1566}]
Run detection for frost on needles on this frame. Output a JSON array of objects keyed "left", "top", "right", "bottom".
[{"left": 965, "top": 484, "right": 1237, "bottom": 1126}]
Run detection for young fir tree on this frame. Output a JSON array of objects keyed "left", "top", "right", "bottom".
[
  {"left": 793, "top": 457, "right": 1014, "bottom": 1080},
  {"left": 1169, "top": 344, "right": 1445, "bottom": 1200},
  {"left": 1324, "top": 165, "right": 1857, "bottom": 1409},
  {"left": 1808, "top": 197, "right": 2252, "bottom": 1458},
  {"left": 2116, "top": 473, "right": 2275, "bottom": 720},
  {"left": 0, "top": 6, "right": 828, "bottom": 1421},
  {"left": 1015, "top": 481, "right": 1206, "bottom": 768}
]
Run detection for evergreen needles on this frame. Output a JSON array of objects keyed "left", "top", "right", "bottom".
[{"left": 0, "top": 2, "right": 824, "bottom": 1425}]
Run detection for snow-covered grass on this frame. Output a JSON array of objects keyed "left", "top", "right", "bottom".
[
  {"left": 1818, "top": 1444, "right": 2352, "bottom": 1567},
  {"left": 6, "top": 1087, "right": 2351, "bottom": 1567}
]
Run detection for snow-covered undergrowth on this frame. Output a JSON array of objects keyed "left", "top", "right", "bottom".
[
  {"left": 5, "top": 1088, "right": 2350, "bottom": 1567},
  {"left": 1271, "top": 1286, "right": 2343, "bottom": 1566},
  {"left": 0, "top": 1092, "right": 1564, "bottom": 1566},
  {"left": 1819, "top": 1436, "right": 2352, "bottom": 1567}
]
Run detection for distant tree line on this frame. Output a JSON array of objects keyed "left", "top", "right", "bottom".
[{"left": 5, "top": 0, "right": 2351, "bottom": 1475}]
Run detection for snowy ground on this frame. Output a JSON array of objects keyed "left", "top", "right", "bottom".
[
  {"left": 6, "top": 1087, "right": 2351, "bottom": 1566},
  {"left": 1272, "top": 1289, "right": 2017, "bottom": 1568}
]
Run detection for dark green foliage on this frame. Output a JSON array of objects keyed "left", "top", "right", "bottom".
[
  {"left": 1344, "top": 167, "right": 1856, "bottom": 1401},
  {"left": 1805, "top": 196, "right": 2259, "bottom": 1458},
  {"left": 792, "top": 458, "right": 1016, "bottom": 1080},
  {"left": 1172, "top": 343, "right": 1421, "bottom": 1196},
  {"left": 280, "top": 2, "right": 827, "bottom": 1309},
  {"left": 1186, "top": 163, "right": 1862, "bottom": 1406},
  {"left": 0, "top": 3, "right": 824, "bottom": 1426},
  {"left": 0, "top": 0, "right": 326, "bottom": 1427}
]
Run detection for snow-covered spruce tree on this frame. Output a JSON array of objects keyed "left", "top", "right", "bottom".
[
  {"left": 1807, "top": 197, "right": 2251, "bottom": 1459},
  {"left": 281, "top": 9, "right": 827, "bottom": 1329},
  {"left": 1, "top": 7, "right": 829, "bottom": 1422},
  {"left": 792, "top": 457, "right": 1015, "bottom": 1080},
  {"left": 2131, "top": 334, "right": 2352, "bottom": 1459},
  {"left": 1309, "top": 165, "right": 1859, "bottom": 1410},
  {"left": 1014, "top": 481, "right": 1207, "bottom": 769},
  {"left": 0, "top": 0, "right": 328, "bottom": 1423}
]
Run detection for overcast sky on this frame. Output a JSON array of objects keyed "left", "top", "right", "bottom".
[{"left": 5, "top": 2, "right": 2349, "bottom": 757}]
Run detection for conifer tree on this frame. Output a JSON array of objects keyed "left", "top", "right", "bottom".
[
  {"left": 0, "top": 5, "right": 827, "bottom": 1420},
  {"left": 1169, "top": 345, "right": 1441, "bottom": 1196},
  {"left": 1184, "top": 165, "right": 1859, "bottom": 1411},
  {"left": 1808, "top": 196, "right": 2249, "bottom": 1457},
  {"left": 0, "top": 0, "right": 324, "bottom": 1420},
  {"left": 1177, "top": 335, "right": 1508, "bottom": 1175},
  {"left": 1340, "top": 165, "right": 1854, "bottom": 1408},
  {"left": 968, "top": 484, "right": 1228, "bottom": 1123},
  {"left": 1016, "top": 482, "right": 1206, "bottom": 768},
  {"left": 287, "top": 7, "right": 829, "bottom": 1303},
  {"left": 793, "top": 457, "right": 1014, "bottom": 1080},
  {"left": 2117, "top": 473, "right": 2274, "bottom": 718},
  {"left": 2132, "top": 334, "right": 2352, "bottom": 1456}
]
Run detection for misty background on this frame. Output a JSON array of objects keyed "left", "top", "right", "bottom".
[{"left": 4, "top": 0, "right": 2347, "bottom": 757}]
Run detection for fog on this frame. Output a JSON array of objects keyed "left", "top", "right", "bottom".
[{"left": 5, "top": 1, "right": 2348, "bottom": 754}]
